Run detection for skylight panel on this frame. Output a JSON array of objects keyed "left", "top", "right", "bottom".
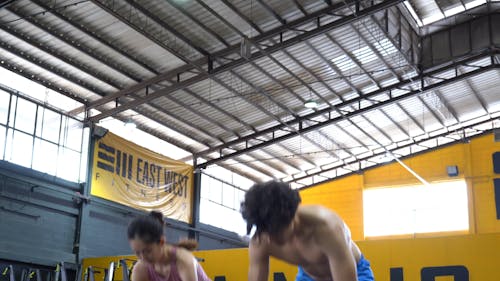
[
  {"left": 331, "top": 54, "right": 356, "bottom": 72},
  {"left": 352, "top": 46, "right": 377, "bottom": 65},
  {"left": 374, "top": 39, "right": 397, "bottom": 56}
]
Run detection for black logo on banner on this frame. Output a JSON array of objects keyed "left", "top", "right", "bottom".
[
  {"left": 97, "top": 142, "right": 115, "bottom": 172},
  {"left": 96, "top": 141, "right": 189, "bottom": 198}
]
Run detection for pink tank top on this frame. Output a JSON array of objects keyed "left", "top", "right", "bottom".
[{"left": 147, "top": 247, "right": 211, "bottom": 281}]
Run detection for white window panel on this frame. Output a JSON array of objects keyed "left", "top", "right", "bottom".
[{"left": 363, "top": 180, "right": 469, "bottom": 237}]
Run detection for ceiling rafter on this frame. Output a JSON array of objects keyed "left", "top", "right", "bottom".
[
  {"left": 85, "top": 0, "right": 306, "bottom": 177},
  {"left": 229, "top": 0, "right": 396, "bottom": 169},
  {"left": 246, "top": 2, "right": 368, "bottom": 165},
  {"left": 185, "top": 0, "right": 321, "bottom": 170},
  {"left": 0, "top": 17, "right": 121, "bottom": 90},
  {"left": 197, "top": 51, "right": 500, "bottom": 168},
  {"left": 291, "top": 117, "right": 500, "bottom": 185},
  {"left": 347, "top": 25, "right": 427, "bottom": 135},
  {"left": 30, "top": 0, "right": 158, "bottom": 76},
  {"left": 215, "top": 5, "right": 347, "bottom": 165},
  {"left": 82, "top": 0, "right": 405, "bottom": 120},
  {"left": 0, "top": 0, "right": 498, "bottom": 188},
  {"left": 1, "top": 1, "right": 295, "bottom": 181},
  {"left": 197, "top": 2, "right": 420, "bottom": 172}
]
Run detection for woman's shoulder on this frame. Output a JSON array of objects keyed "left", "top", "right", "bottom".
[{"left": 132, "top": 260, "right": 150, "bottom": 276}]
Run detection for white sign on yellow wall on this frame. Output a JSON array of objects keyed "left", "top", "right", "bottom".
[{"left": 90, "top": 131, "right": 193, "bottom": 223}]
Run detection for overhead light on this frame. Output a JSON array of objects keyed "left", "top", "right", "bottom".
[
  {"left": 124, "top": 120, "right": 136, "bottom": 129},
  {"left": 304, "top": 99, "right": 318, "bottom": 109}
]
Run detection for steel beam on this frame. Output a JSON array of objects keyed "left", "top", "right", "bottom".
[
  {"left": 165, "top": 0, "right": 229, "bottom": 48},
  {"left": 30, "top": 0, "right": 158, "bottom": 75},
  {"left": 0, "top": 24, "right": 121, "bottom": 90},
  {"left": 346, "top": 25, "right": 426, "bottom": 134},
  {"left": 291, "top": 115, "right": 500, "bottom": 184},
  {"left": 207, "top": 0, "right": 400, "bottom": 167},
  {"left": 188, "top": 0, "right": 317, "bottom": 170},
  {"left": 6, "top": 7, "right": 139, "bottom": 85},
  {"left": 73, "top": 0, "right": 377, "bottom": 114},
  {"left": 197, "top": 53, "right": 498, "bottom": 168},
  {"left": 86, "top": 0, "right": 404, "bottom": 120},
  {"left": 195, "top": 51, "right": 496, "bottom": 159},
  {"left": 217, "top": 0, "right": 347, "bottom": 163},
  {"left": 88, "top": 0, "right": 305, "bottom": 175},
  {"left": 0, "top": 0, "right": 16, "bottom": 9}
]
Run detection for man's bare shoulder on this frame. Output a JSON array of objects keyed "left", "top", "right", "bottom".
[
  {"left": 249, "top": 235, "right": 271, "bottom": 258},
  {"left": 250, "top": 234, "right": 270, "bottom": 248},
  {"left": 298, "top": 205, "right": 343, "bottom": 227}
]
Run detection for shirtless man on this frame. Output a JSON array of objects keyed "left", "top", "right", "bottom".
[{"left": 240, "top": 181, "right": 374, "bottom": 281}]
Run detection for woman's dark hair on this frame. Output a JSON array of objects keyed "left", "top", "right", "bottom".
[
  {"left": 240, "top": 181, "right": 301, "bottom": 236},
  {"left": 128, "top": 211, "right": 198, "bottom": 251},
  {"left": 128, "top": 211, "right": 165, "bottom": 244}
]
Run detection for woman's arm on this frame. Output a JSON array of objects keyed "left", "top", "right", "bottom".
[{"left": 131, "top": 262, "right": 150, "bottom": 281}]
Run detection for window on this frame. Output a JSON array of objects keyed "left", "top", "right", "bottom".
[
  {"left": 363, "top": 180, "right": 469, "bottom": 237},
  {"left": 14, "top": 98, "right": 37, "bottom": 134},
  {"left": 0, "top": 85, "right": 89, "bottom": 183},
  {"left": 199, "top": 171, "right": 252, "bottom": 235},
  {"left": 0, "top": 126, "right": 5, "bottom": 159},
  {"left": 0, "top": 67, "right": 190, "bottom": 183},
  {"left": 32, "top": 138, "right": 59, "bottom": 175},
  {"left": 36, "top": 108, "right": 61, "bottom": 143},
  {"left": 404, "top": 0, "right": 487, "bottom": 27},
  {"left": 0, "top": 90, "right": 9, "bottom": 124},
  {"left": 57, "top": 147, "right": 81, "bottom": 182},
  {"left": 5, "top": 129, "right": 33, "bottom": 167}
]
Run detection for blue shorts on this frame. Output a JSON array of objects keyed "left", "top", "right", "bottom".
[{"left": 295, "top": 254, "right": 374, "bottom": 281}]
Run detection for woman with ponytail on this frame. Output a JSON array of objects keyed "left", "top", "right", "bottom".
[{"left": 127, "top": 211, "right": 211, "bottom": 281}]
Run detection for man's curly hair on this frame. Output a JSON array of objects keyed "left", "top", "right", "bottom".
[{"left": 240, "top": 181, "right": 301, "bottom": 236}]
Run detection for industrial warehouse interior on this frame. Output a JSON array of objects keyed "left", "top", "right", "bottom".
[{"left": 0, "top": 0, "right": 499, "bottom": 280}]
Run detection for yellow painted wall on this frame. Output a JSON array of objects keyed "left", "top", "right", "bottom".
[
  {"left": 81, "top": 251, "right": 298, "bottom": 281},
  {"left": 300, "top": 133, "right": 500, "bottom": 237},
  {"left": 299, "top": 175, "right": 364, "bottom": 240},
  {"left": 82, "top": 233, "right": 500, "bottom": 281},
  {"left": 83, "top": 134, "right": 500, "bottom": 281},
  {"left": 360, "top": 233, "right": 500, "bottom": 281}
]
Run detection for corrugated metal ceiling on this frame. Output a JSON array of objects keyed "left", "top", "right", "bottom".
[{"left": 0, "top": 0, "right": 498, "bottom": 186}]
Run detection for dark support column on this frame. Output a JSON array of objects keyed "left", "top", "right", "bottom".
[
  {"left": 191, "top": 162, "right": 202, "bottom": 235},
  {"left": 75, "top": 124, "right": 96, "bottom": 262},
  {"left": 189, "top": 155, "right": 201, "bottom": 239}
]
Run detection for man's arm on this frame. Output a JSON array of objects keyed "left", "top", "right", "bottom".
[
  {"left": 248, "top": 238, "right": 270, "bottom": 281},
  {"left": 317, "top": 216, "right": 357, "bottom": 281}
]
